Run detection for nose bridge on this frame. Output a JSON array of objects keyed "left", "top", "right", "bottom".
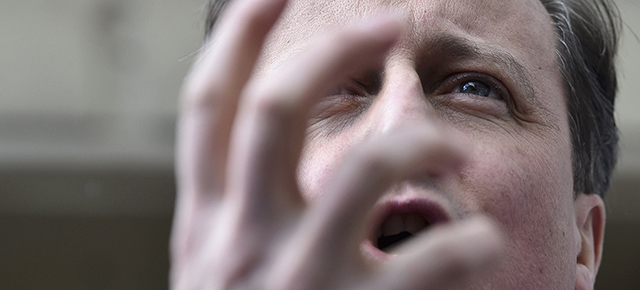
[{"left": 372, "top": 61, "right": 436, "bottom": 133}]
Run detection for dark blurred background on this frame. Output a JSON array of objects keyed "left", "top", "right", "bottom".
[{"left": 0, "top": 0, "right": 638, "bottom": 289}]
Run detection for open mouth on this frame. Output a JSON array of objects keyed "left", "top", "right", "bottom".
[
  {"left": 375, "top": 212, "right": 430, "bottom": 251},
  {"left": 368, "top": 199, "right": 449, "bottom": 253}
]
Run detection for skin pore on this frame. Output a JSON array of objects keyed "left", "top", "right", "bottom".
[{"left": 254, "top": 0, "right": 599, "bottom": 288}]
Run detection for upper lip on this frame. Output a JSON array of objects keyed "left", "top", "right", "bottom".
[{"left": 364, "top": 195, "right": 452, "bottom": 256}]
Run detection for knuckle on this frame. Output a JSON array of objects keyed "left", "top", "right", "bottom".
[
  {"left": 328, "top": 26, "right": 387, "bottom": 63},
  {"left": 181, "top": 79, "right": 224, "bottom": 111},
  {"left": 233, "top": 0, "right": 278, "bottom": 36},
  {"left": 336, "top": 24, "right": 372, "bottom": 45},
  {"left": 242, "top": 6, "right": 274, "bottom": 33},
  {"left": 432, "top": 239, "right": 477, "bottom": 279},
  {"left": 248, "top": 90, "right": 297, "bottom": 122},
  {"left": 424, "top": 135, "right": 452, "bottom": 155},
  {"left": 357, "top": 149, "right": 396, "bottom": 179},
  {"left": 360, "top": 152, "right": 391, "bottom": 170},
  {"left": 330, "top": 32, "right": 366, "bottom": 60}
]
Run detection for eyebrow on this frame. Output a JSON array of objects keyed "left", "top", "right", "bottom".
[{"left": 423, "top": 33, "right": 536, "bottom": 101}]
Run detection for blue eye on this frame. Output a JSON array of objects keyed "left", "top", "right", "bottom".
[{"left": 460, "top": 81, "right": 491, "bottom": 97}]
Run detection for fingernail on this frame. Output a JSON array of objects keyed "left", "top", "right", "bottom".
[
  {"left": 459, "top": 217, "right": 504, "bottom": 267},
  {"left": 363, "top": 13, "right": 403, "bottom": 43}
]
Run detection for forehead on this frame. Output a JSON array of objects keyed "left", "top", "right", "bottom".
[
  {"left": 278, "top": 0, "right": 548, "bottom": 32},
  {"left": 262, "top": 0, "right": 559, "bottom": 77}
]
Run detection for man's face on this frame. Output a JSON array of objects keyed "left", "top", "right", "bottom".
[{"left": 257, "top": 0, "right": 581, "bottom": 288}]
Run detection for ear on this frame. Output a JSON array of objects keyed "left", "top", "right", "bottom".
[{"left": 574, "top": 193, "right": 606, "bottom": 290}]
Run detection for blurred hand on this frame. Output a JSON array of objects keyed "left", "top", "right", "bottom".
[{"left": 170, "top": 0, "right": 503, "bottom": 288}]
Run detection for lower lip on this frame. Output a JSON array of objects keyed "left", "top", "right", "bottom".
[{"left": 361, "top": 239, "right": 394, "bottom": 261}]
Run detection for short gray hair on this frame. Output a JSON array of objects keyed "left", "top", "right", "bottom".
[
  {"left": 540, "top": 0, "right": 621, "bottom": 197},
  {"left": 203, "top": 0, "right": 622, "bottom": 198}
]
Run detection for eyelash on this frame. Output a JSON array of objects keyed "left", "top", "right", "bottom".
[
  {"left": 440, "top": 72, "right": 508, "bottom": 101},
  {"left": 330, "top": 72, "right": 510, "bottom": 107},
  {"left": 329, "top": 81, "right": 369, "bottom": 97}
]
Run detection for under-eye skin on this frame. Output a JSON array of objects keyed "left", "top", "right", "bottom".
[{"left": 308, "top": 81, "right": 371, "bottom": 136}]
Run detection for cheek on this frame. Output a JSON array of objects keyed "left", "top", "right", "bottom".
[
  {"left": 297, "top": 119, "right": 371, "bottom": 200},
  {"left": 297, "top": 136, "right": 352, "bottom": 201},
  {"left": 456, "top": 139, "right": 577, "bottom": 287},
  {"left": 462, "top": 150, "right": 570, "bottom": 234},
  {"left": 297, "top": 151, "right": 330, "bottom": 201}
]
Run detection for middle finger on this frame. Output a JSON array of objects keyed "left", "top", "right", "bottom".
[{"left": 225, "top": 15, "right": 403, "bottom": 215}]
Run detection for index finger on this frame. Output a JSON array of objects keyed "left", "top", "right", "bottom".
[{"left": 177, "top": 0, "right": 288, "bottom": 198}]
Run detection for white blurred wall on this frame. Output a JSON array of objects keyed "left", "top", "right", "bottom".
[
  {"left": 0, "top": 0, "right": 204, "bottom": 217},
  {"left": 0, "top": 0, "right": 203, "bottom": 170}
]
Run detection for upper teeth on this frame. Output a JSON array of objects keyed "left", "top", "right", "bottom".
[{"left": 378, "top": 213, "right": 428, "bottom": 237}]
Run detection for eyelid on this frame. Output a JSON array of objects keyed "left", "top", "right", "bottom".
[{"left": 329, "top": 79, "right": 369, "bottom": 97}]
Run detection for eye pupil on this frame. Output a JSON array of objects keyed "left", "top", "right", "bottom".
[{"left": 461, "top": 81, "right": 491, "bottom": 97}]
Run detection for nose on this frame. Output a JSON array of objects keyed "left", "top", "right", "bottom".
[{"left": 367, "top": 63, "right": 438, "bottom": 134}]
